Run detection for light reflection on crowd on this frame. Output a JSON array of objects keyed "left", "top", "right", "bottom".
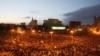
[{"left": 0, "top": 32, "right": 100, "bottom": 56}]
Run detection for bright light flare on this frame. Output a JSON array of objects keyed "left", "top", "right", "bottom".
[
  {"left": 52, "top": 27, "right": 66, "bottom": 30},
  {"left": 17, "top": 27, "right": 25, "bottom": 34},
  {"left": 49, "top": 31, "right": 54, "bottom": 34},
  {"left": 77, "top": 28, "right": 83, "bottom": 31},
  {"left": 70, "top": 30, "right": 74, "bottom": 34},
  {"left": 92, "top": 30, "right": 100, "bottom": 35},
  {"left": 10, "top": 29, "right": 15, "bottom": 32},
  {"left": 32, "top": 30, "right": 35, "bottom": 33}
]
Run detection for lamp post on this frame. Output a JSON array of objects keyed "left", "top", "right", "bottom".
[
  {"left": 42, "top": 28, "right": 44, "bottom": 38},
  {"left": 70, "top": 30, "right": 74, "bottom": 44},
  {"left": 10, "top": 29, "right": 15, "bottom": 37},
  {"left": 70, "top": 30, "right": 77, "bottom": 56},
  {"left": 17, "top": 27, "right": 25, "bottom": 47},
  {"left": 31, "top": 30, "right": 35, "bottom": 35},
  {"left": 10, "top": 29, "right": 15, "bottom": 45},
  {"left": 49, "top": 31, "right": 54, "bottom": 42}
]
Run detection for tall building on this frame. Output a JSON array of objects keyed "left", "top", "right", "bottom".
[
  {"left": 69, "top": 21, "right": 81, "bottom": 28},
  {"left": 94, "top": 16, "right": 100, "bottom": 26},
  {"left": 28, "top": 18, "right": 37, "bottom": 29},
  {"left": 43, "top": 18, "right": 63, "bottom": 30}
]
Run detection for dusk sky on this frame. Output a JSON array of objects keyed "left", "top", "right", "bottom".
[{"left": 0, "top": 0, "right": 100, "bottom": 25}]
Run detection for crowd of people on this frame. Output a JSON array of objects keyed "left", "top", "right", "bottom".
[
  {"left": 0, "top": 31, "right": 100, "bottom": 56},
  {"left": 0, "top": 43, "right": 100, "bottom": 56}
]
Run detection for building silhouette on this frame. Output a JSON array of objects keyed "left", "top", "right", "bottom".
[
  {"left": 28, "top": 18, "right": 37, "bottom": 29},
  {"left": 43, "top": 18, "right": 63, "bottom": 30},
  {"left": 69, "top": 21, "right": 81, "bottom": 28},
  {"left": 94, "top": 16, "right": 100, "bottom": 26}
]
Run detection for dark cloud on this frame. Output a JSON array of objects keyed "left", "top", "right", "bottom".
[
  {"left": 63, "top": 4, "right": 100, "bottom": 25},
  {"left": 25, "top": 16, "right": 32, "bottom": 19}
]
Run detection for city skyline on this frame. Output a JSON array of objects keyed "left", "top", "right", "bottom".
[
  {"left": 0, "top": 0, "right": 100, "bottom": 25},
  {"left": 0, "top": 0, "right": 100, "bottom": 55}
]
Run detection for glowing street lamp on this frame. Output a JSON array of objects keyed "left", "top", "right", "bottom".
[
  {"left": 77, "top": 28, "right": 83, "bottom": 31},
  {"left": 17, "top": 30, "right": 25, "bottom": 34},
  {"left": 49, "top": 31, "right": 54, "bottom": 41},
  {"left": 32, "top": 30, "right": 35, "bottom": 33},
  {"left": 16, "top": 27, "right": 25, "bottom": 45},
  {"left": 92, "top": 30, "right": 100, "bottom": 35},
  {"left": 70, "top": 30, "right": 74, "bottom": 34},
  {"left": 10, "top": 29, "right": 16, "bottom": 42},
  {"left": 10, "top": 29, "right": 16, "bottom": 36},
  {"left": 10, "top": 29, "right": 15, "bottom": 33},
  {"left": 31, "top": 30, "right": 36, "bottom": 36},
  {"left": 16, "top": 27, "right": 25, "bottom": 34},
  {"left": 49, "top": 31, "right": 54, "bottom": 34},
  {"left": 70, "top": 30, "right": 75, "bottom": 44}
]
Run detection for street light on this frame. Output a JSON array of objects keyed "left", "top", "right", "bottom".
[
  {"left": 70, "top": 30, "right": 74, "bottom": 44},
  {"left": 10, "top": 29, "right": 16, "bottom": 44},
  {"left": 70, "top": 30, "right": 74, "bottom": 34},
  {"left": 17, "top": 27, "right": 25, "bottom": 34},
  {"left": 10, "top": 29, "right": 15, "bottom": 33},
  {"left": 49, "top": 31, "right": 54, "bottom": 41},
  {"left": 31, "top": 30, "right": 35, "bottom": 34},
  {"left": 16, "top": 27, "right": 25, "bottom": 47},
  {"left": 10, "top": 29, "right": 15, "bottom": 36}
]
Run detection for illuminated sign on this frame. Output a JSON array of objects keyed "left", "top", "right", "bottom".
[{"left": 52, "top": 26, "right": 66, "bottom": 30}]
